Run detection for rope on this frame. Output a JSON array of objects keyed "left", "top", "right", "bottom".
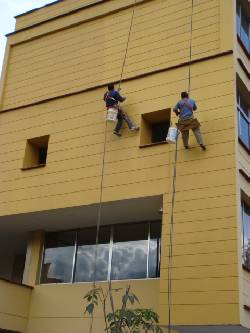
[
  {"left": 188, "top": 0, "right": 194, "bottom": 93},
  {"left": 118, "top": 0, "right": 137, "bottom": 90},
  {"left": 90, "top": 2, "right": 137, "bottom": 332},
  {"left": 167, "top": 135, "right": 178, "bottom": 333},
  {"left": 166, "top": 1, "right": 194, "bottom": 332}
]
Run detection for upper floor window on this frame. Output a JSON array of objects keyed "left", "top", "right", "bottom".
[
  {"left": 237, "top": 84, "right": 250, "bottom": 150},
  {"left": 40, "top": 221, "right": 161, "bottom": 284},
  {"left": 237, "top": 1, "right": 250, "bottom": 54},
  {"left": 241, "top": 198, "right": 250, "bottom": 269}
]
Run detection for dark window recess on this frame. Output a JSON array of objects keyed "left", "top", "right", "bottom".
[
  {"left": 151, "top": 122, "right": 170, "bottom": 143},
  {"left": 22, "top": 135, "right": 49, "bottom": 169},
  {"left": 140, "top": 109, "right": 171, "bottom": 147},
  {"left": 38, "top": 147, "right": 48, "bottom": 165}
]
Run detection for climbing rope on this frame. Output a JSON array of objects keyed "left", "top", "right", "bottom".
[
  {"left": 90, "top": 1, "right": 137, "bottom": 332},
  {"left": 118, "top": 0, "right": 137, "bottom": 90},
  {"left": 166, "top": 1, "right": 194, "bottom": 332}
]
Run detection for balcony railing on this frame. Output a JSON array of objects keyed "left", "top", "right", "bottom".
[
  {"left": 238, "top": 106, "right": 250, "bottom": 150},
  {"left": 237, "top": 14, "right": 250, "bottom": 54}
]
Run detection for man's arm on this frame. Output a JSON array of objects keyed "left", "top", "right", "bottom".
[
  {"left": 173, "top": 102, "right": 180, "bottom": 115},
  {"left": 115, "top": 91, "right": 126, "bottom": 103}
]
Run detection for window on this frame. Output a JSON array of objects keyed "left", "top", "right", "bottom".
[
  {"left": 241, "top": 199, "right": 250, "bottom": 269},
  {"left": 22, "top": 135, "right": 49, "bottom": 170},
  {"left": 237, "top": 84, "right": 250, "bottom": 150},
  {"left": 40, "top": 231, "right": 76, "bottom": 283},
  {"left": 74, "top": 226, "right": 110, "bottom": 282},
  {"left": 40, "top": 221, "right": 161, "bottom": 284},
  {"left": 140, "top": 109, "right": 170, "bottom": 147},
  {"left": 111, "top": 223, "right": 148, "bottom": 280},
  {"left": 236, "top": 1, "right": 250, "bottom": 54}
]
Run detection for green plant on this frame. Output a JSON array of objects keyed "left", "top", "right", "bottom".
[{"left": 84, "top": 285, "right": 163, "bottom": 333}]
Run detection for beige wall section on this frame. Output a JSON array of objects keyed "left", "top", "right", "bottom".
[
  {"left": 0, "top": 55, "right": 234, "bottom": 217},
  {"left": 26, "top": 280, "right": 159, "bottom": 333},
  {"left": 2, "top": 0, "right": 222, "bottom": 109},
  {"left": 0, "top": 279, "right": 32, "bottom": 332},
  {"left": 15, "top": 0, "right": 105, "bottom": 30}
]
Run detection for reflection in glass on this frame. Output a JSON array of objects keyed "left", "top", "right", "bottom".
[
  {"left": 238, "top": 112, "right": 250, "bottom": 148},
  {"left": 149, "top": 222, "right": 161, "bottom": 278},
  {"left": 74, "top": 226, "right": 110, "bottom": 282},
  {"left": 242, "top": 201, "right": 250, "bottom": 268},
  {"left": 111, "top": 223, "right": 148, "bottom": 280},
  {"left": 236, "top": 1, "right": 250, "bottom": 53},
  {"left": 237, "top": 89, "right": 250, "bottom": 149},
  {"left": 40, "top": 221, "right": 162, "bottom": 284},
  {"left": 41, "top": 231, "right": 76, "bottom": 284}
]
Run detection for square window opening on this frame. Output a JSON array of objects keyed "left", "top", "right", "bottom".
[
  {"left": 140, "top": 109, "right": 171, "bottom": 147},
  {"left": 22, "top": 135, "right": 49, "bottom": 170}
]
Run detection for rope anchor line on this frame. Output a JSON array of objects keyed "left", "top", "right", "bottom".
[
  {"left": 167, "top": 1, "right": 194, "bottom": 332},
  {"left": 90, "top": 1, "right": 137, "bottom": 332}
]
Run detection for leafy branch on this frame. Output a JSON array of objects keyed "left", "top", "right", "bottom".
[{"left": 83, "top": 285, "right": 163, "bottom": 333}]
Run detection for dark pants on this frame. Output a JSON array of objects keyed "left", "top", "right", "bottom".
[{"left": 114, "top": 109, "right": 134, "bottom": 132}]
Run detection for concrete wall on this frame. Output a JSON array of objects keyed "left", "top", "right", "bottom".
[
  {"left": 0, "top": 279, "right": 32, "bottom": 333},
  {"left": 26, "top": 280, "right": 159, "bottom": 333}
]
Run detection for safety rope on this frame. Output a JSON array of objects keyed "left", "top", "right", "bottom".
[
  {"left": 166, "top": 1, "right": 194, "bottom": 332},
  {"left": 118, "top": 0, "right": 137, "bottom": 90},
  {"left": 90, "top": 2, "right": 137, "bottom": 332}
]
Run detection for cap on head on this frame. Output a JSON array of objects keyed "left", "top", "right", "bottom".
[
  {"left": 181, "top": 91, "right": 189, "bottom": 99},
  {"left": 108, "top": 83, "right": 114, "bottom": 91}
]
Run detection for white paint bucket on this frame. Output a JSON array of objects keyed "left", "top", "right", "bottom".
[
  {"left": 106, "top": 108, "right": 118, "bottom": 122},
  {"left": 166, "top": 126, "right": 178, "bottom": 144}
]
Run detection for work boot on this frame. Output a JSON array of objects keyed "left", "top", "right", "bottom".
[
  {"left": 131, "top": 126, "right": 140, "bottom": 132},
  {"left": 113, "top": 130, "right": 121, "bottom": 137},
  {"left": 184, "top": 145, "right": 189, "bottom": 149},
  {"left": 200, "top": 144, "right": 206, "bottom": 151}
]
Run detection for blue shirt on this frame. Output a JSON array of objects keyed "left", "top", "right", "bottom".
[
  {"left": 173, "top": 98, "right": 197, "bottom": 120},
  {"left": 104, "top": 90, "right": 124, "bottom": 108}
]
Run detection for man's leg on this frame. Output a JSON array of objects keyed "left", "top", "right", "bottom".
[
  {"left": 114, "top": 110, "right": 123, "bottom": 135},
  {"left": 123, "top": 112, "right": 139, "bottom": 131},
  {"left": 192, "top": 127, "right": 206, "bottom": 150},
  {"left": 181, "top": 130, "right": 189, "bottom": 148}
]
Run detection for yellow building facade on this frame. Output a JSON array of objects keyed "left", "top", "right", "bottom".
[{"left": 0, "top": 0, "right": 249, "bottom": 332}]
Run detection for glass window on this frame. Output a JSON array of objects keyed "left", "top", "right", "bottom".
[
  {"left": 40, "top": 221, "right": 161, "bottom": 284},
  {"left": 237, "top": 89, "right": 250, "bottom": 150},
  {"left": 237, "top": 2, "right": 250, "bottom": 53},
  {"left": 41, "top": 231, "right": 76, "bottom": 284},
  {"left": 111, "top": 223, "right": 148, "bottom": 280},
  {"left": 149, "top": 222, "right": 161, "bottom": 278},
  {"left": 74, "top": 226, "right": 110, "bottom": 282},
  {"left": 242, "top": 200, "right": 250, "bottom": 269}
]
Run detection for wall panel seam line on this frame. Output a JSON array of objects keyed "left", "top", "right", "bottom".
[{"left": 0, "top": 49, "right": 233, "bottom": 113}]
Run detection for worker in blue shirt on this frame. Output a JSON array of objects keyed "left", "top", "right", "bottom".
[
  {"left": 104, "top": 83, "right": 139, "bottom": 136},
  {"left": 173, "top": 91, "right": 206, "bottom": 150}
]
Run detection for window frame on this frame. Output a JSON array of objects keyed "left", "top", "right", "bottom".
[
  {"left": 40, "top": 221, "right": 161, "bottom": 284},
  {"left": 236, "top": 1, "right": 250, "bottom": 55},
  {"left": 139, "top": 109, "right": 171, "bottom": 148},
  {"left": 241, "top": 199, "right": 250, "bottom": 270},
  {"left": 237, "top": 87, "right": 250, "bottom": 151}
]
